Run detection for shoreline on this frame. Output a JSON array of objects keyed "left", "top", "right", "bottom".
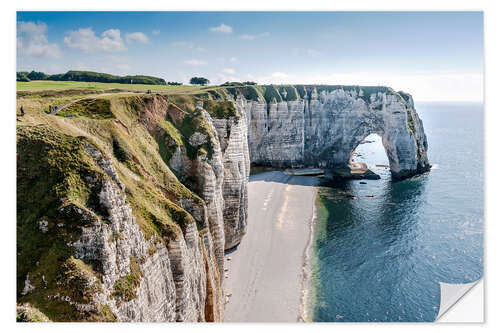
[
  {"left": 298, "top": 185, "right": 318, "bottom": 322},
  {"left": 223, "top": 171, "right": 319, "bottom": 322}
]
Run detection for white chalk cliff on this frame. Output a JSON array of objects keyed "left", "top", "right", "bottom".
[
  {"left": 241, "top": 86, "right": 430, "bottom": 179},
  {"left": 16, "top": 85, "right": 429, "bottom": 322}
]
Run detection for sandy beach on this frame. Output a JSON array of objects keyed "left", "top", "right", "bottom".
[{"left": 223, "top": 171, "right": 319, "bottom": 322}]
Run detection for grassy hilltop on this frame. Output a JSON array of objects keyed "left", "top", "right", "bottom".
[{"left": 17, "top": 80, "right": 208, "bottom": 92}]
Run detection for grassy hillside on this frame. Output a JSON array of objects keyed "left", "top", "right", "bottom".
[{"left": 15, "top": 91, "right": 226, "bottom": 321}]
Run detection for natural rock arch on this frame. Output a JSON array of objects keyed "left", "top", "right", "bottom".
[
  {"left": 311, "top": 100, "right": 430, "bottom": 179},
  {"left": 243, "top": 86, "right": 431, "bottom": 180}
]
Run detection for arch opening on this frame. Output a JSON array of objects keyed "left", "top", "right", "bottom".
[{"left": 349, "top": 133, "right": 391, "bottom": 179}]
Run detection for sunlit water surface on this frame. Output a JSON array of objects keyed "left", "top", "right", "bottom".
[{"left": 311, "top": 102, "right": 483, "bottom": 322}]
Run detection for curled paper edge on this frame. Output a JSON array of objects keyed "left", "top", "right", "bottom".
[{"left": 435, "top": 279, "right": 482, "bottom": 322}]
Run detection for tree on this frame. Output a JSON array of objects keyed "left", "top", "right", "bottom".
[
  {"left": 190, "top": 77, "right": 210, "bottom": 86},
  {"left": 16, "top": 72, "right": 30, "bottom": 82},
  {"left": 242, "top": 81, "right": 257, "bottom": 85},
  {"left": 27, "top": 71, "right": 49, "bottom": 80}
]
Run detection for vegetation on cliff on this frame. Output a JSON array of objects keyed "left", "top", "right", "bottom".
[
  {"left": 112, "top": 257, "right": 143, "bottom": 302},
  {"left": 16, "top": 91, "right": 222, "bottom": 321},
  {"left": 17, "top": 125, "right": 112, "bottom": 321},
  {"left": 203, "top": 100, "right": 238, "bottom": 119},
  {"left": 57, "top": 98, "right": 115, "bottom": 119}
]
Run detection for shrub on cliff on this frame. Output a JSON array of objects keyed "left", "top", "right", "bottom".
[{"left": 203, "top": 100, "right": 238, "bottom": 119}]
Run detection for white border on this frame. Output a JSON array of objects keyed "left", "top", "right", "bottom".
[{"left": 3, "top": 1, "right": 497, "bottom": 332}]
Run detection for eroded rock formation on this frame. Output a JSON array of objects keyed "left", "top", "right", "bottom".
[
  {"left": 16, "top": 85, "right": 429, "bottom": 322},
  {"left": 240, "top": 86, "right": 430, "bottom": 179}
]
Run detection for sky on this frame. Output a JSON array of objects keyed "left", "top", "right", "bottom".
[{"left": 16, "top": 11, "right": 483, "bottom": 101}]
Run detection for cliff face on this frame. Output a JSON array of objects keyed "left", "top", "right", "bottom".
[
  {"left": 16, "top": 94, "right": 237, "bottom": 322},
  {"left": 240, "top": 86, "right": 430, "bottom": 179},
  {"left": 211, "top": 97, "right": 250, "bottom": 250},
  {"left": 16, "top": 84, "right": 429, "bottom": 322}
]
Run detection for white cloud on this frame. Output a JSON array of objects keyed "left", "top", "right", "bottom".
[
  {"left": 223, "top": 68, "right": 236, "bottom": 74},
  {"left": 306, "top": 71, "right": 483, "bottom": 102},
  {"left": 250, "top": 72, "right": 293, "bottom": 84},
  {"left": 99, "top": 29, "right": 126, "bottom": 51},
  {"left": 307, "top": 49, "right": 323, "bottom": 58},
  {"left": 229, "top": 57, "right": 238, "bottom": 63},
  {"left": 271, "top": 72, "right": 291, "bottom": 79},
  {"left": 253, "top": 70, "right": 483, "bottom": 102},
  {"left": 64, "top": 28, "right": 126, "bottom": 53},
  {"left": 152, "top": 30, "right": 160, "bottom": 35},
  {"left": 240, "top": 32, "right": 270, "bottom": 40},
  {"left": 125, "top": 32, "right": 149, "bottom": 44},
  {"left": 215, "top": 72, "right": 240, "bottom": 85},
  {"left": 17, "top": 21, "right": 61, "bottom": 58},
  {"left": 184, "top": 59, "right": 207, "bottom": 66},
  {"left": 209, "top": 23, "right": 232, "bottom": 34}
]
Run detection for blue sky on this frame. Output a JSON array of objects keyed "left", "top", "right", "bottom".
[{"left": 17, "top": 11, "right": 483, "bottom": 101}]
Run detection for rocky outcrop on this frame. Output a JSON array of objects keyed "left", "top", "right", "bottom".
[
  {"left": 72, "top": 143, "right": 216, "bottom": 322},
  {"left": 244, "top": 98, "right": 305, "bottom": 168},
  {"left": 241, "top": 86, "right": 430, "bottom": 179},
  {"left": 211, "top": 96, "right": 250, "bottom": 250},
  {"left": 157, "top": 99, "right": 250, "bottom": 251},
  {"left": 16, "top": 120, "right": 223, "bottom": 322}
]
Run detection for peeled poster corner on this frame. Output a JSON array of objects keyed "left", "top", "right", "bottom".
[{"left": 436, "top": 279, "right": 484, "bottom": 323}]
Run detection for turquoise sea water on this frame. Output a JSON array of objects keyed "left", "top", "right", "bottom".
[{"left": 311, "top": 102, "right": 484, "bottom": 322}]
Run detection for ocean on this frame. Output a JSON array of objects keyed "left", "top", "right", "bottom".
[{"left": 309, "top": 102, "right": 484, "bottom": 322}]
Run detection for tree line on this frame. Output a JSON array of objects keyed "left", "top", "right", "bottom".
[
  {"left": 189, "top": 77, "right": 257, "bottom": 86},
  {"left": 16, "top": 70, "right": 167, "bottom": 85},
  {"left": 16, "top": 70, "right": 258, "bottom": 87}
]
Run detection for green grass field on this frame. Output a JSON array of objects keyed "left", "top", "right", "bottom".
[{"left": 17, "top": 80, "right": 208, "bottom": 92}]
